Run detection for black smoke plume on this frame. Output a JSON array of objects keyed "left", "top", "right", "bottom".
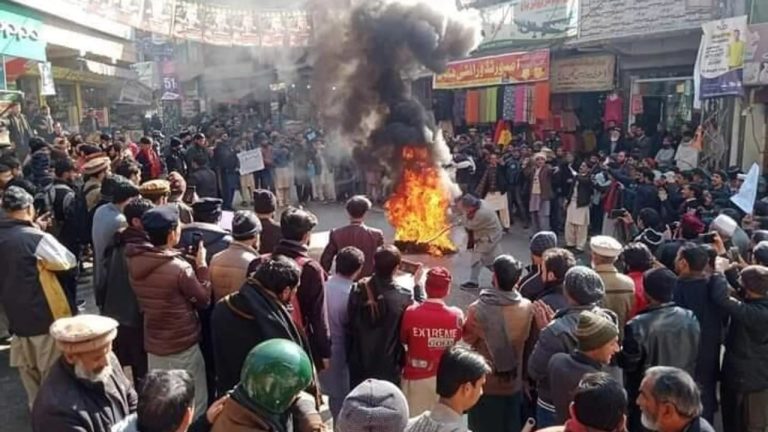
[{"left": 310, "top": 0, "right": 480, "bottom": 173}]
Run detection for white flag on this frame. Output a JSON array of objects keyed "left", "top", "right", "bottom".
[{"left": 731, "top": 163, "right": 760, "bottom": 214}]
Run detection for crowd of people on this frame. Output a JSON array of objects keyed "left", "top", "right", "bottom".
[{"left": 0, "top": 103, "right": 765, "bottom": 432}]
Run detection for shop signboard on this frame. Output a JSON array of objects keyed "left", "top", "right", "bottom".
[
  {"left": 0, "top": 3, "right": 45, "bottom": 62},
  {"left": 160, "top": 61, "right": 181, "bottom": 101},
  {"left": 479, "top": 0, "right": 577, "bottom": 47},
  {"left": 433, "top": 49, "right": 550, "bottom": 90},
  {"left": 745, "top": 23, "right": 768, "bottom": 86},
  {"left": 698, "top": 16, "right": 748, "bottom": 98},
  {"left": 550, "top": 54, "right": 615, "bottom": 93}
]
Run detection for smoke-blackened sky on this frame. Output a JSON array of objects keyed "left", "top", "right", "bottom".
[{"left": 311, "top": 0, "right": 480, "bottom": 170}]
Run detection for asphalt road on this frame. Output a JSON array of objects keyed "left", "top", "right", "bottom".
[{"left": 0, "top": 201, "right": 535, "bottom": 432}]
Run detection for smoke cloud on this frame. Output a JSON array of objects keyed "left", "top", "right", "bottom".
[{"left": 310, "top": 0, "right": 480, "bottom": 172}]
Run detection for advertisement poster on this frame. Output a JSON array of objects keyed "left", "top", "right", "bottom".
[
  {"left": 433, "top": 50, "right": 550, "bottom": 89},
  {"left": 38, "top": 62, "right": 55, "bottom": 95},
  {"left": 202, "top": 5, "right": 233, "bottom": 46},
  {"left": 745, "top": 23, "right": 768, "bottom": 86},
  {"left": 142, "top": 0, "right": 174, "bottom": 35},
  {"left": 550, "top": 54, "right": 615, "bottom": 93},
  {"left": 172, "top": 1, "right": 204, "bottom": 42},
  {"left": 479, "top": 0, "right": 577, "bottom": 47},
  {"left": 232, "top": 11, "right": 260, "bottom": 46},
  {"left": 698, "top": 16, "right": 749, "bottom": 98},
  {"left": 260, "top": 12, "right": 286, "bottom": 47}
]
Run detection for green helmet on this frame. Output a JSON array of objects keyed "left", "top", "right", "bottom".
[{"left": 240, "top": 339, "right": 313, "bottom": 414}]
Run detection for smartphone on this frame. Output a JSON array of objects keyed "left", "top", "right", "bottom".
[
  {"left": 727, "top": 246, "right": 741, "bottom": 262},
  {"left": 699, "top": 232, "right": 717, "bottom": 244},
  {"left": 609, "top": 209, "right": 627, "bottom": 219},
  {"left": 399, "top": 259, "right": 420, "bottom": 274},
  {"left": 189, "top": 232, "right": 203, "bottom": 255}
]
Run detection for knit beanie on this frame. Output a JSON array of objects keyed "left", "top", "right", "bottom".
[
  {"left": 337, "top": 379, "right": 409, "bottom": 432},
  {"left": 643, "top": 267, "right": 677, "bottom": 303},
  {"left": 564, "top": 266, "right": 605, "bottom": 305},
  {"left": 253, "top": 189, "right": 277, "bottom": 214},
  {"left": 576, "top": 311, "right": 618, "bottom": 352},
  {"left": 425, "top": 267, "right": 452, "bottom": 299},
  {"left": 530, "top": 231, "right": 557, "bottom": 256}
]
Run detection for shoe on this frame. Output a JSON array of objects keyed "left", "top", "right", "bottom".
[
  {"left": 460, "top": 282, "right": 479, "bottom": 292},
  {"left": 76, "top": 299, "right": 87, "bottom": 312}
]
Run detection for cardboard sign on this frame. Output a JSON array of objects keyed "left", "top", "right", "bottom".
[{"left": 237, "top": 148, "right": 264, "bottom": 174}]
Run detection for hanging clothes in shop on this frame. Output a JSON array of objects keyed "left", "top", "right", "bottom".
[
  {"left": 485, "top": 87, "right": 498, "bottom": 123},
  {"left": 526, "top": 85, "right": 535, "bottom": 124},
  {"left": 453, "top": 90, "right": 467, "bottom": 127},
  {"left": 433, "top": 90, "right": 454, "bottom": 122},
  {"left": 603, "top": 92, "right": 623, "bottom": 127},
  {"left": 514, "top": 85, "right": 527, "bottom": 123},
  {"left": 465, "top": 90, "right": 480, "bottom": 124},
  {"left": 502, "top": 85, "right": 516, "bottom": 120},
  {"left": 533, "top": 82, "right": 550, "bottom": 122}
]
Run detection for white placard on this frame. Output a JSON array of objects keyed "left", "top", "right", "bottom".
[
  {"left": 237, "top": 149, "right": 264, "bottom": 174},
  {"left": 731, "top": 163, "right": 760, "bottom": 214},
  {"left": 38, "top": 62, "right": 55, "bottom": 96}
]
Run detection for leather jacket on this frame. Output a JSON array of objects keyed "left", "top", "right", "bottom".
[{"left": 620, "top": 303, "right": 700, "bottom": 390}]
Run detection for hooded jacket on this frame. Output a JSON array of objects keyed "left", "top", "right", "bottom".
[
  {"left": 0, "top": 217, "right": 76, "bottom": 336},
  {"left": 126, "top": 242, "right": 211, "bottom": 356}
]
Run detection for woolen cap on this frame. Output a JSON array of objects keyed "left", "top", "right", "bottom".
[
  {"left": 576, "top": 310, "right": 618, "bottom": 352},
  {"left": 233, "top": 210, "right": 262, "bottom": 240},
  {"left": 530, "top": 231, "right": 557, "bottom": 255},
  {"left": 2, "top": 185, "right": 33, "bottom": 211},
  {"left": 337, "top": 379, "right": 409, "bottom": 432},
  {"left": 564, "top": 266, "right": 605, "bottom": 305},
  {"left": 141, "top": 204, "right": 180, "bottom": 231},
  {"left": 139, "top": 179, "right": 171, "bottom": 199},
  {"left": 50, "top": 314, "right": 118, "bottom": 354},
  {"left": 425, "top": 267, "right": 452, "bottom": 299},
  {"left": 82, "top": 156, "right": 110, "bottom": 175},
  {"left": 590, "top": 235, "right": 623, "bottom": 258},
  {"left": 681, "top": 213, "right": 706, "bottom": 235},
  {"left": 253, "top": 189, "right": 277, "bottom": 214},
  {"left": 643, "top": 267, "right": 677, "bottom": 303}
]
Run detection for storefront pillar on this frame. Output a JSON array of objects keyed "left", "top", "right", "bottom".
[{"left": 74, "top": 81, "right": 83, "bottom": 125}]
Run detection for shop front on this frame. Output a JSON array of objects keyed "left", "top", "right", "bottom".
[
  {"left": 0, "top": 1, "right": 46, "bottom": 97},
  {"left": 432, "top": 49, "right": 551, "bottom": 145}
]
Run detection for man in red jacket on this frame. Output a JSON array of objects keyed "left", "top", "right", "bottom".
[{"left": 400, "top": 267, "right": 464, "bottom": 416}]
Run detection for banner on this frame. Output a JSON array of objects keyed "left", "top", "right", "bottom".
[
  {"left": 745, "top": 23, "right": 768, "bottom": 86},
  {"left": 698, "top": 16, "right": 749, "bottom": 98},
  {"left": 479, "top": 0, "right": 577, "bottom": 47},
  {"left": 731, "top": 163, "right": 759, "bottom": 214},
  {"left": 142, "top": 0, "right": 174, "bottom": 35},
  {"left": 160, "top": 61, "right": 181, "bottom": 101},
  {"left": 38, "top": 62, "right": 55, "bottom": 95},
  {"left": 237, "top": 149, "right": 264, "bottom": 174},
  {"left": 551, "top": 54, "right": 615, "bottom": 93},
  {"left": 433, "top": 50, "right": 550, "bottom": 90},
  {"left": 172, "top": 1, "right": 204, "bottom": 41}
]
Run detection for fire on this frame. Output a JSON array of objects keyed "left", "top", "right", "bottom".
[{"left": 385, "top": 146, "right": 456, "bottom": 256}]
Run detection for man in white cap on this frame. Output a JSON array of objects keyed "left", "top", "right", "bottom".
[
  {"left": 32, "top": 314, "right": 137, "bottom": 432},
  {"left": 711, "top": 213, "right": 750, "bottom": 260},
  {"left": 590, "top": 235, "right": 635, "bottom": 336}
]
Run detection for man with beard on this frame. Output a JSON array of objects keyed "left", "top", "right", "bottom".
[
  {"left": 186, "top": 133, "right": 211, "bottom": 169},
  {"left": 457, "top": 194, "right": 504, "bottom": 291},
  {"left": 211, "top": 255, "right": 305, "bottom": 395},
  {"left": 637, "top": 366, "right": 715, "bottom": 432},
  {"left": 32, "top": 315, "right": 137, "bottom": 432}
]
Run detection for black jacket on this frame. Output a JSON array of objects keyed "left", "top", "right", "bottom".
[
  {"left": 32, "top": 354, "right": 137, "bottom": 432},
  {"left": 101, "top": 227, "right": 149, "bottom": 328},
  {"left": 674, "top": 274, "right": 727, "bottom": 385},
  {"left": 633, "top": 183, "right": 661, "bottom": 215},
  {"left": 211, "top": 281, "right": 309, "bottom": 396},
  {"left": 165, "top": 148, "right": 188, "bottom": 177},
  {"left": 548, "top": 350, "right": 604, "bottom": 424},
  {"left": 620, "top": 303, "right": 700, "bottom": 398},
  {"left": 567, "top": 174, "right": 592, "bottom": 208},
  {"left": 346, "top": 274, "right": 416, "bottom": 388},
  {"left": 711, "top": 288, "right": 768, "bottom": 392}
]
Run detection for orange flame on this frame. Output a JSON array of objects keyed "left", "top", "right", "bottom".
[{"left": 385, "top": 146, "right": 456, "bottom": 256}]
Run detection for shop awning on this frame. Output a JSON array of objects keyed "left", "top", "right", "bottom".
[
  {"left": 41, "top": 21, "right": 137, "bottom": 63},
  {"left": 83, "top": 60, "right": 137, "bottom": 80}
]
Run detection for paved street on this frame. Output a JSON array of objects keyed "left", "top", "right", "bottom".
[{"left": 0, "top": 202, "right": 534, "bottom": 432}]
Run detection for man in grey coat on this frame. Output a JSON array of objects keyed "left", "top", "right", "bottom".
[{"left": 458, "top": 194, "right": 504, "bottom": 290}]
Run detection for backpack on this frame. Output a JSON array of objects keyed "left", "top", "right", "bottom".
[{"left": 34, "top": 183, "right": 74, "bottom": 236}]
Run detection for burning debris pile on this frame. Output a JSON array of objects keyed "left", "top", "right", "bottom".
[{"left": 311, "top": 0, "right": 480, "bottom": 255}]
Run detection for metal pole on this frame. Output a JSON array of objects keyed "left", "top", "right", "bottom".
[{"left": 1, "top": 56, "right": 6, "bottom": 90}]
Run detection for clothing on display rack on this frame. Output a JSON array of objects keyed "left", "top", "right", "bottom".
[{"left": 604, "top": 92, "right": 623, "bottom": 126}]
